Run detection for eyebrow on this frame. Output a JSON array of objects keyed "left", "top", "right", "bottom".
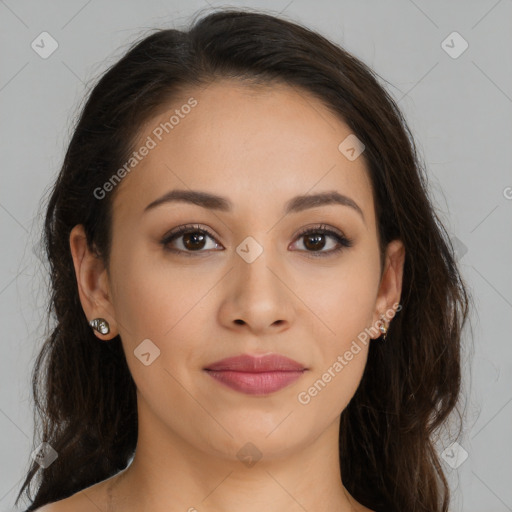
[{"left": 144, "top": 189, "right": 365, "bottom": 222}]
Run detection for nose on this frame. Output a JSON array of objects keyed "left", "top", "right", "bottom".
[{"left": 217, "top": 250, "right": 295, "bottom": 335}]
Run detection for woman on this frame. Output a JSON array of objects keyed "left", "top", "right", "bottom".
[{"left": 16, "top": 7, "right": 470, "bottom": 512}]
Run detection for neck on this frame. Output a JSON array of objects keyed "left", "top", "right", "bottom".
[{"left": 105, "top": 402, "right": 362, "bottom": 512}]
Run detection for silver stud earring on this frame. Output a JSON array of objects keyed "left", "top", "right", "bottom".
[
  {"left": 89, "top": 318, "right": 110, "bottom": 336},
  {"left": 378, "top": 318, "right": 388, "bottom": 341}
]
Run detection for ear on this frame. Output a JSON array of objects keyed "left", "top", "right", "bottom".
[
  {"left": 371, "top": 239, "right": 405, "bottom": 338},
  {"left": 69, "top": 224, "right": 117, "bottom": 340}
]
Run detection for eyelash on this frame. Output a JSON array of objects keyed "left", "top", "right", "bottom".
[{"left": 160, "top": 223, "right": 353, "bottom": 258}]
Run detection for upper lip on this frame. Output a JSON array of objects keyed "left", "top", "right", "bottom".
[{"left": 204, "top": 353, "right": 307, "bottom": 372}]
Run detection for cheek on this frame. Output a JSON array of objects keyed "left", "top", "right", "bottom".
[
  {"left": 109, "top": 242, "right": 212, "bottom": 342},
  {"left": 296, "top": 346, "right": 368, "bottom": 429},
  {"left": 109, "top": 248, "right": 212, "bottom": 390},
  {"left": 296, "top": 270, "right": 374, "bottom": 419},
  {"left": 292, "top": 249, "right": 379, "bottom": 412},
  {"left": 296, "top": 253, "right": 380, "bottom": 340}
]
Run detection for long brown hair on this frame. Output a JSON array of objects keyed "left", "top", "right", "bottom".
[{"left": 16, "top": 7, "right": 471, "bottom": 511}]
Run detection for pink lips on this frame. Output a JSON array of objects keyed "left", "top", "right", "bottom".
[{"left": 204, "top": 353, "right": 308, "bottom": 395}]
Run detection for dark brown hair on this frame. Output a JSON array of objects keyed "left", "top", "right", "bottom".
[{"left": 16, "top": 7, "right": 471, "bottom": 511}]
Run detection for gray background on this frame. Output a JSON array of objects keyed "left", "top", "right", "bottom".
[{"left": 1, "top": 1, "right": 511, "bottom": 511}]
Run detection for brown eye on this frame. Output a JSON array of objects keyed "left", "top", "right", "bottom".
[
  {"left": 161, "top": 224, "right": 222, "bottom": 256},
  {"left": 303, "top": 232, "right": 327, "bottom": 251},
  {"left": 160, "top": 223, "right": 353, "bottom": 258},
  {"left": 181, "top": 231, "right": 207, "bottom": 251},
  {"left": 291, "top": 224, "right": 353, "bottom": 257}
]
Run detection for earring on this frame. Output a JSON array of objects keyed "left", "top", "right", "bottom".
[
  {"left": 89, "top": 318, "right": 110, "bottom": 336},
  {"left": 378, "top": 317, "right": 388, "bottom": 341}
]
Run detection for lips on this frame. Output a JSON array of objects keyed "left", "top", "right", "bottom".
[
  {"left": 205, "top": 353, "right": 306, "bottom": 372},
  {"left": 204, "top": 353, "right": 308, "bottom": 395}
]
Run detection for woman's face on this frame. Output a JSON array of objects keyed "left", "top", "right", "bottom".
[{"left": 75, "top": 79, "right": 404, "bottom": 462}]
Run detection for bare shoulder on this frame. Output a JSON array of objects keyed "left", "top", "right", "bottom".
[
  {"left": 33, "top": 501, "right": 67, "bottom": 511},
  {"left": 33, "top": 494, "right": 90, "bottom": 512},
  {"left": 33, "top": 479, "right": 110, "bottom": 512},
  {"left": 33, "top": 495, "right": 77, "bottom": 511}
]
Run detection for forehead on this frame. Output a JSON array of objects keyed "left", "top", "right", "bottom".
[{"left": 112, "top": 79, "right": 375, "bottom": 227}]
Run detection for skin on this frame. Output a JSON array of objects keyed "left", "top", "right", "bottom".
[{"left": 59, "top": 79, "right": 405, "bottom": 512}]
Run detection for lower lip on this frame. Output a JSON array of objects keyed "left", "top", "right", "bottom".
[{"left": 204, "top": 370, "right": 306, "bottom": 395}]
